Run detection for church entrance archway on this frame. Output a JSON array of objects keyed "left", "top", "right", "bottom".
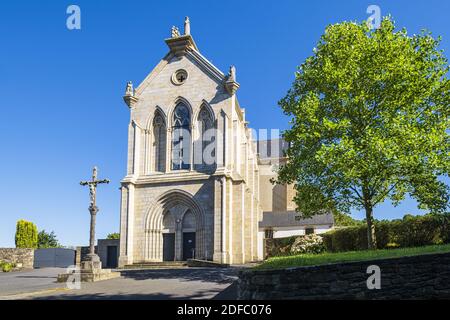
[
  {"left": 182, "top": 210, "right": 196, "bottom": 260},
  {"left": 144, "top": 190, "right": 205, "bottom": 262},
  {"left": 162, "top": 211, "right": 176, "bottom": 261},
  {"left": 163, "top": 233, "right": 175, "bottom": 261},
  {"left": 182, "top": 232, "right": 196, "bottom": 260}
]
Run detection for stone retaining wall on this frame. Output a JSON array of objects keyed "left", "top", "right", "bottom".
[
  {"left": 238, "top": 252, "right": 450, "bottom": 299},
  {"left": 0, "top": 248, "right": 34, "bottom": 269}
]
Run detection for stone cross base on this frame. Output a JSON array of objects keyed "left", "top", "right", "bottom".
[
  {"left": 57, "top": 269, "right": 120, "bottom": 283},
  {"left": 81, "top": 259, "right": 102, "bottom": 271}
]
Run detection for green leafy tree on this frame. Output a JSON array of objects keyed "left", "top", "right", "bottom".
[
  {"left": 38, "top": 230, "right": 60, "bottom": 248},
  {"left": 106, "top": 233, "right": 120, "bottom": 240},
  {"left": 15, "top": 220, "right": 38, "bottom": 248},
  {"left": 277, "top": 17, "right": 449, "bottom": 249},
  {"left": 332, "top": 210, "right": 364, "bottom": 227}
]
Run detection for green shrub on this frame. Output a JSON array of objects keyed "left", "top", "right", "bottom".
[
  {"left": 439, "top": 214, "right": 450, "bottom": 243},
  {"left": 332, "top": 226, "right": 366, "bottom": 251},
  {"left": 323, "top": 214, "right": 450, "bottom": 252},
  {"left": 386, "top": 242, "right": 400, "bottom": 249},
  {"left": 15, "top": 219, "right": 38, "bottom": 249},
  {"left": 392, "top": 214, "right": 442, "bottom": 247},
  {"left": 322, "top": 226, "right": 370, "bottom": 252},
  {"left": 290, "top": 234, "right": 325, "bottom": 254},
  {"left": 0, "top": 261, "right": 14, "bottom": 272},
  {"left": 375, "top": 220, "right": 394, "bottom": 248},
  {"left": 321, "top": 232, "right": 333, "bottom": 250}
]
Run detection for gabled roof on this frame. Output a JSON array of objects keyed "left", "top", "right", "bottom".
[
  {"left": 186, "top": 48, "right": 225, "bottom": 82},
  {"left": 134, "top": 31, "right": 227, "bottom": 97},
  {"left": 259, "top": 211, "right": 335, "bottom": 228}
]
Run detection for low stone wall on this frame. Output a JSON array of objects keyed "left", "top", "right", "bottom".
[
  {"left": 238, "top": 252, "right": 450, "bottom": 299},
  {"left": 0, "top": 248, "right": 34, "bottom": 269}
]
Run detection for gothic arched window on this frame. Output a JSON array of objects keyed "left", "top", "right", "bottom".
[
  {"left": 152, "top": 111, "right": 166, "bottom": 172},
  {"left": 172, "top": 103, "right": 191, "bottom": 170},
  {"left": 196, "top": 106, "right": 215, "bottom": 170}
]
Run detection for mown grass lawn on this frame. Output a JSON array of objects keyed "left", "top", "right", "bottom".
[{"left": 256, "top": 244, "right": 450, "bottom": 270}]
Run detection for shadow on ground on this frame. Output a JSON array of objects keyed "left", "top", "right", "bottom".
[
  {"left": 29, "top": 267, "right": 240, "bottom": 300},
  {"left": 15, "top": 276, "right": 58, "bottom": 279},
  {"left": 118, "top": 267, "right": 239, "bottom": 284},
  {"left": 32, "top": 287, "right": 237, "bottom": 300}
]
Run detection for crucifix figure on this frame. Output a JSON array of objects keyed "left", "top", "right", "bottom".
[{"left": 80, "top": 166, "right": 110, "bottom": 268}]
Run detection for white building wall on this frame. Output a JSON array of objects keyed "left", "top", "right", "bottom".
[
  {"left": 257, "top": 230, "right": 264, "bottom": 261},
  {"left": 272, "top": 225, "right": 333, "bottom": 239}
]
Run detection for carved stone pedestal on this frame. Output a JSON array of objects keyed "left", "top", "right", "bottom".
[
  {"left": 57, "top": 253, "right": 120, "bottom": 283},
  {"left": 81, "top": 253, "right": 102, "bottom": 271}
]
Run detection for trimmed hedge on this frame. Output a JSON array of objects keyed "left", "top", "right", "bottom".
[
  {"left": 15, "top": 220, "right": 38, "bottom": 249},
  {"left": 322, "top": 214, "right": 450, "bottom": 252}
]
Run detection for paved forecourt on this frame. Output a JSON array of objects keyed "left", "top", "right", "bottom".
[{"left": 2, "top": 267, "right": 239, "bottom": 300}]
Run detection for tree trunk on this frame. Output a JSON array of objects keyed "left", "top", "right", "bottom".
[
  {"left": 365, "top": 205, "right": 377, "bottom": 249},
  {"left": 362, "top": 185, "right": 377, "bottom": 250}
]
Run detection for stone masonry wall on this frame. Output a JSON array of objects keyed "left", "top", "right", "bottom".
[
  {"left": 0, "top": 248, "right": 34, "bottom": 269},
  {"left": 238, "top": 252, "right": 450, "bottom": 299},
  {"left": 75, "top": 246, "right": 97, "bottom": 266}
]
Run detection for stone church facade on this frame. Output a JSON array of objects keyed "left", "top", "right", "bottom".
[{"left": 118, "top": 18, "right": 329, "bottom": 267}]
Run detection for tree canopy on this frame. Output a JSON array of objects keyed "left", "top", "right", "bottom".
[
  {"left": 38, "top": 230, "right": 61, "bottom": 248},
  {"left": 106, "top": 233, "right": 120, "bottom": 240},
  {"left": 15, "top": 220, "right": 38, "bottom": 249},
  {"left": 277, "top": 17, "right": 449, "bottom": 248}
]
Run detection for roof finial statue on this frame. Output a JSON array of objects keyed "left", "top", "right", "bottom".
[
  {"left": 184, "top": 16, "right": 191, "bottom": 35},
  {"left": 229, "top": 65, "right": 236, "bottom": 82},
  {"left": 171, "top": 26, "right": 180, "bottom": 38},
  {"left": 225, "top": 65, "right": 239, "bottom": 95},
  {"left": 125, "top": 81, "right": 134, "bottom": 96},
  {"left": 123, "top": 81, "right": 139, "bottom": 107}
]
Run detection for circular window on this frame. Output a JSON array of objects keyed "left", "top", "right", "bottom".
[{"left": 172, "top": 69, "right": 188, "bottom": 85}]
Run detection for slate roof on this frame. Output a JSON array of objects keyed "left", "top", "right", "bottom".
[{"left": 259, "top": 211, "right": 334, "bottom": 228}]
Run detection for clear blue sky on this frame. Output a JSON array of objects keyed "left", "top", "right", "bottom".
[{"left": 0, "top": 0, "right": 448, "bottom": 247}]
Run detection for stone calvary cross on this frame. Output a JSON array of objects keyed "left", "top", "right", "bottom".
[
  {"left": 56, "top": 166, "right": 119, "bottom": 283},
  {"left": 80, "top": 166, "right": 110, "bottom": 270}
]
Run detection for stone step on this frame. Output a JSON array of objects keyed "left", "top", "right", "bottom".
[
  {"left": 122, "top": 261, "right": 188, "bottom": 269},
  {"left": 186, "top": 259, "right": 229, "bottom": 268},
  {"left": 57, "top": 269, "right": 121, "bottom": 283}
]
